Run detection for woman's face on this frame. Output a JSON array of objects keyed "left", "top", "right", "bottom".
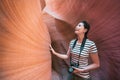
[{"left": 75, "top": 22, "right": 87, "bottom": 35}]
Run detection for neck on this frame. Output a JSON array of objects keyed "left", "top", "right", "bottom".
[{"left": 77, "top": 34, "right": 84, "bottom": 43}]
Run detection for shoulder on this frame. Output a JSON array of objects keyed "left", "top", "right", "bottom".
[
  {"left": 86, "top": 39, "right": 96, "bottom": 46},
  {"left": 69, "top": 39, "right": 77, "bottom": 45},
  {"left": 70, "top": 39, "right": 76, "bottom": 43}
]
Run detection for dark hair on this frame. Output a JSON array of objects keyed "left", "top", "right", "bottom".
[{"left": 81, "top": 21, "right": 90, "bottom": 38}]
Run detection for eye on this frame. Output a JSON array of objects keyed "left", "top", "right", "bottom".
[{"left": 78, "top": 25, "right": 81, "bottom": 27}]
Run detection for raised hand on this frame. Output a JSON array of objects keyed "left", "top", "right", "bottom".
[{"left": 49, "top": 45, "right": 56, "bottom": 54}]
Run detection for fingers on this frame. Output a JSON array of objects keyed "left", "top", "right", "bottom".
[
  {"left": 49, "top": 44, "right": 52, "bottom": 49},
  {"left": 72, "top": 66, "right": 79, "bottom": 70},
  {"left": 49, "top": 45, "right": 53, "bottom": 50},
  {"left": 49, "top": 44, "right": 51, "bottom": 48},
  {"left": 49, "top": 44, "right": 55, "bottom": 53},
  {"left": 73, "top": 70, "right": 79, "bottom": 73},
  {"left": 72, "top": 66, "right": 84, "bottom": 73}
]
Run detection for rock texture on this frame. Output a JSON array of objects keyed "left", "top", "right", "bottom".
[
  {"left": 43, "top": 0, "right": 120, "bottom": 80},
  {"left": 0, "top": 0, "right": 120, "bottom": 80},
  {"left": 0, "top": 0, "right": 51, "bottom": 80}
]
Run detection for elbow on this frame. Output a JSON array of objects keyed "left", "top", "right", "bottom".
[
  {"left": 63, "top": 54, "right": 69, "bottom": 59},
  {"left": 64, "top": 55, "right": 69, "bottom": 59},
  {"left": 93, "top": 63, "right": 100, "bottom": 69},
  {"left": 96, "top": 63, "right": 100, "bottom": 68}
]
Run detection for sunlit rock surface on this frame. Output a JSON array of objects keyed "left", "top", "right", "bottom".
[{"left": 0, "top": 0, "right": 51, "bottom": 80}]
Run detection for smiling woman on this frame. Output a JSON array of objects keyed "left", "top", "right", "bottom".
[{"left": 0, "top": 0, "right": 51, "bottom": 80}]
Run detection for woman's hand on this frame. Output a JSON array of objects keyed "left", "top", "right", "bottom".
[
  {"left": 49, "top": 44, "right": 69, "bottom": 59},
  {"left": 72, "top": 66, "right": 85, "bottom": 73},
  {"left": 49, "top": 45, "right": 56, "bottom": 54}
]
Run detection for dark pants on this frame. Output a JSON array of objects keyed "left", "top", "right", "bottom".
[
  {"left": 67, "top": 73, "right": 91, "bottom": 80},
  {"left": 72, "top": 74, "right": 91, "bottom": 80}
]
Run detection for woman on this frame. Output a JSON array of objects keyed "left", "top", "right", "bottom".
[{"left": 50, "top": 21, "right": 100, "bottom": 80}]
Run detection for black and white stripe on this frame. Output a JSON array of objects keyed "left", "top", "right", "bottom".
[{"left": 69, "top": 39, "right": 98, "bottom": 78}]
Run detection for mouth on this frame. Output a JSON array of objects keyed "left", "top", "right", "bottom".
[{"left": 75, "top": 28, "right": 79, "bottom": 31}]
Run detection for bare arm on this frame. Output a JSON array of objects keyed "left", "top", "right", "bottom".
[
  {"left": 50, "top": 45, "right": 71, "bottom": 59},
  {"left": 82, "top": 53, "right": 100, "bottom": 72},
  {"left": 73, "top": 53, "right": 100, "bottom": 73}
]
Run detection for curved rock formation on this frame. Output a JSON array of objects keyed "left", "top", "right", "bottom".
[
  {"left": 43, "top": 0, "right": 120, "bottom": 80},
  {"left": 0, "top": 0, "right": 120, "bottom": 80},
  {"left": 0, "top": 0, "right": 51, "bottom": 80}
]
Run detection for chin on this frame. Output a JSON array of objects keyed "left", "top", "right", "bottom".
[
  {"left": 75, "top": 32, "right": 79, "bottom": 35},
  {"left": 75, "top": 31, "right": 78, "bottom": 33}
]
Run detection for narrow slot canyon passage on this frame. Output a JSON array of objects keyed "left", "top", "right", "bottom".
[{"left": 0, "top": 0, "right": 120, "bottom": 80}]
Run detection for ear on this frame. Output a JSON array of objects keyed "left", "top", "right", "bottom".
[{"left": 84, "top": 29, "right": 87, "bottom": 33}]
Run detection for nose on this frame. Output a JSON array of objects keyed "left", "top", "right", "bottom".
[{"left": 75, "top": 26, "right": 80, "bottom": 31}]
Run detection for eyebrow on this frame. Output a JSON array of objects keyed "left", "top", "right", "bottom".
[{"left": 78, "top": 24, "right": 83, "bottom": 26}]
